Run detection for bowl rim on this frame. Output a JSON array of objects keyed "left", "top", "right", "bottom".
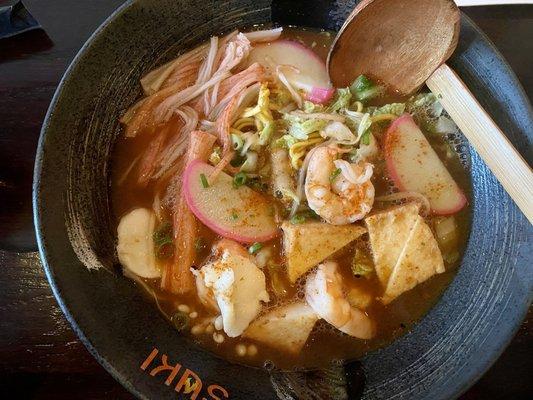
[{"left": 32, "top": 2, "right": 532, "bottom": 399}]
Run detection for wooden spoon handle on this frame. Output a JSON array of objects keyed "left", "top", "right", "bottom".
[
  {"left": 455, "top": 1, "right": 533, "bottom": 5},
  {"left": 426, "top": 63, "right": 533, "bottom": 224}
]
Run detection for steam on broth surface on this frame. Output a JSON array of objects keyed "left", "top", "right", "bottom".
[{"left": 111, "top": 26, "right": 471, "bottom": 369}]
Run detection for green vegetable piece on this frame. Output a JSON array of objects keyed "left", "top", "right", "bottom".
[
  {"left": 302, "top": 101, "right": 325, "bottom": 113},
  {"left": 153, "top": 222, "right": 174, "bottom": 259},
  {"left": 328, "top": 87, "right": 352, "bottom": 112},
  {"left": 351, "top": 248, "right": 374, "bottom": 278},
  {"left": 259, "top": 120, "right": 274, "bottom": 145},
  {"left": 286, "top": 116, "right": 328, "bottom": 140},
  {"left": 153, "top": 222, "right": 172, "bottom": 245},
  {"left": 372, "top": 102, "right": 406, "bottom": 117},
  {"left": 248, "top": 242, "right": 263, "bottom": 254},
  {"left": 290, "top": 208, "right": 320, "bottom": 225},
  {"left": 171, "top": 311, "right": 190, "bottom": 332},
  {"left": 360, "top": 129, "right": 371, "bottom": 145},
  {"left": 275, "top": 134, "right": 298, "bottom": 149},
  {"left": 350, "top": 75, "right": 384, "bottom": 102},
  {"left": 290, "top": 214, "right": 306, "bottom": 225},
  {"left": 200, "top": 173, "right": 209, "bottom": 188},
  {"left": 230, "top": 211, "right": 239, "bottom": 220},
  {"left": 330, "top": 168, "right": 342, "bottom": 182},
  {"left": 350, "top": 75, "right": 374, "bottom": 93},
  {"left": 233, "top": 172, "right": 247, "bottom": 188},
  {"left": 231, "top": 133, "right": 244, "bottom": 151}
]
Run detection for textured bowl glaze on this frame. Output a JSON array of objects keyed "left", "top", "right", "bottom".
[{"left": 34, "top": 0, "right": 532, "bottom": 399}]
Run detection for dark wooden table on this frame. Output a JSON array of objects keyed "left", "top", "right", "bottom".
[{"left": 0, "top": 1, "right": 531, "bottom": 398}]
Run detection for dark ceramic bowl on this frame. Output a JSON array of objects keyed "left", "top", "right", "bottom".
[{"left": 33, "top": 0, "right": 532, "bottom": 399}]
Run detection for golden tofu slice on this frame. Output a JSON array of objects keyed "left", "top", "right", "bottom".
[
  {"left": 381, "top": 215, "right": 445, "bottom": 305},
  {"left": 365, "top": 203, "right": 420, "bottom": 286},
  {"left": 281, "top": 221, "right": 366, "bottom": 283},
  {"left": 244, "top": 302, "right": 319, "bottom": 354}
]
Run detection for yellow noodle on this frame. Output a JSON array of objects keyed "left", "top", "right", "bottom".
[
  {"left": 288, "top": 135, "right": 325, "bottom": 169},
  {"left": 371, "top": 113, "right": 398, "bottom": 123},
  {"left": 233, "top": 117, "right": 255, "bottom": 131}
]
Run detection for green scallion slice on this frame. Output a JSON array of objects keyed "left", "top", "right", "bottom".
[
  {"left": 233, "top": 172, "right": 247, "bottom": 188},
  {"left": 248, "top": 242, "right": 263, "bottom": 255},
  {"left": 330, "top": 168, "right": 342, "bottom": 182},
  {"left": 200, "top": 173, "right": 209, "bottom": 188}
]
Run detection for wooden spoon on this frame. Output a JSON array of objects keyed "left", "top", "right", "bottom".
[{"left": 328, "top": 0, "right": 533, "bottom": 223}]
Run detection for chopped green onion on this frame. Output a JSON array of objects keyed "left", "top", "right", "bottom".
[
  {"left": 290, "top": 209, "right": 320, "bottom": 225},
  {"left": 200, "top": 173, "right": 209, "bottom": 188},
  {"left": 248, "top": 242, "right": 263, "bottom": 254},
  {"left": 171, "top": 311, "right": 189, "bottom": 332},
  {"left": 351, "top": 248, "right": 374, "bottom": 278},
  {"left": 153, "top": 222, "right": 174, "bottom": 259},
  {"left": 360, "top": 129, "right": 371, "bottom": 145},
  {"left": 350, "top": 74, "right": 384, "bottom": 102},
  {"left": 230, "top": 211, "right": 239, "bottom": 220},
  {"left": 231, "top": 133, "right": 244, "bottom": 151},
  {"left": 290, "top": 214, "right": 306, "bottom": 225},
  {"left": 330, "top": 168, "right": 342, "bottom": 182},
  {"left": 351, "top": 75, "right": 374, "bottom": 93},
  {"left": 233, "top": 172, "right": 247, "bottom": 188},
  {"left": 153, "top": 222, "right": 172, "bottom": 245}
]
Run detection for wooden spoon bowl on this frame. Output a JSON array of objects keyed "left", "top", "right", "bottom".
[{"left": 328, "top": 0, "right": 460, "bottom": 93}]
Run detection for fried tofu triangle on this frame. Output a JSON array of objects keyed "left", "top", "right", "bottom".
[{"left": 365, "top": 203, "right": 444, "bottom": 304}]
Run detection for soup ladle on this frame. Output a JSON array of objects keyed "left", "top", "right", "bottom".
[{"left": 328, "top": 0, "right": 533, "bottom": 223}]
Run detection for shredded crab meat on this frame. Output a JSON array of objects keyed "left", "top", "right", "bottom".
[
  {"left": 155, "top": 71, "right": 231, "bottom": 123},
  {"left": 140, "top": 42, "right": 209, "bottom": 95},
  {"left": 196, "top": 36, "right": 219, "bottom": 85},
  {"left": 152, "top": 106, "right": 199, "bottom": 179}
]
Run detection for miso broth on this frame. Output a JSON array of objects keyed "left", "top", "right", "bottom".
[{"left": 111, "top": 26, "right": 471, "bottom": 370}]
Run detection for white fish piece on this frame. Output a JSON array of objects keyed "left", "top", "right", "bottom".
[
  {"left": 197, "top": 244, "right": 269, "bottom": 337},
  {"left": 117, "top": 208, "right": 160, "bottom": 279}
]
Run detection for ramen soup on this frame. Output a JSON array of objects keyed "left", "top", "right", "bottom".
[{"left": 112, "top": 27, "right": 471, "bottom": 369}]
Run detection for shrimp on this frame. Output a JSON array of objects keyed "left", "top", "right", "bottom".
[
  {"left": 305, "top": 146, "right": 374, "bottom": 225},
  {"left": 305, "top": 262, "right": 376, "bottom": 339}
]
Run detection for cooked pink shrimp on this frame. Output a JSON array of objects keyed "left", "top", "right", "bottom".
[
  {"left": 305, "top": 262, "right": 376, "bottom": 339},
  {"left": 305, "top": 146, "right": 374, "bottom": 225}
]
